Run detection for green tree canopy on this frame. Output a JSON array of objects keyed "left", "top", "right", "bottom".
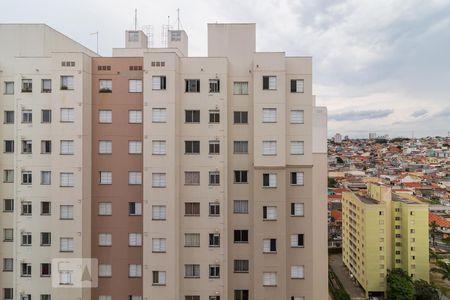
[
  {"left": 413, "top": 279, "right": 439, "bottom": 300},
  {"left": 386, "top": 269, "right": 414, "bottom": 300}
]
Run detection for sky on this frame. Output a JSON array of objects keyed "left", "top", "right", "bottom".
[{"left": 2, "top": 0, "right": 449, "bottom": 138}]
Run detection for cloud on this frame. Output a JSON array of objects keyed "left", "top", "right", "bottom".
[
  {"left": 329, "top": 109, "right": 394, "bottom": 121},
  {"left": 411, "top": 109, "right": 427, "bottom": 118}
]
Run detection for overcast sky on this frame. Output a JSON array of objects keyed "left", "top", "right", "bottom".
[{"left": 2, "top": 0, "right": 449, "bottom": 138}]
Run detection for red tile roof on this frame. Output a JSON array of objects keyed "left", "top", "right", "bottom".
[
  {"left": 331, "top": 210, "right": 342, "bottom": 221},
  {"left": 429, "top": 213, "right": 450, "bottom": 228}
]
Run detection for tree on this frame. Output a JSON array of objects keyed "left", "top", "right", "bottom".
[
  {"left": 430, "top": 221, "right": 439, "bottom": 247},
  {"left": 431, "top": 260, "right": 450, "bottom": 281},
  {"left": 386, "top": 269, "right": 414, "bottom": 300},
  {"left": 413, "top": 279, "right": 439, "bottom": 300},
  {"left": 328, "top": 177, "right": 338, "bottom": 188}
]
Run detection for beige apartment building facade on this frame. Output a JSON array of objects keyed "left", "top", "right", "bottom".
[{"left": 1, "top": 23, "right": 327, "bottom": 300}]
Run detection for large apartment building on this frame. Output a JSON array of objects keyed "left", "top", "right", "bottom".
[
  {"left": 342, "top": 183, "right": 429, "bottom": 298},
  {"left": 1, "top": 23, "right": 328, "bottom": 300}
]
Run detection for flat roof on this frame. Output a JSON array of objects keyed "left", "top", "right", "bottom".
[{"left": 356, "top": 194, "right": 379, "bottom": 205}]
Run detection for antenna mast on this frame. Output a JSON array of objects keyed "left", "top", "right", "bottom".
[
  {"left": 177, "top": 8, "right": 180, "bottom": 30},
  {"left": 134, "top": 9, "right": 138, "bottom": 30}
]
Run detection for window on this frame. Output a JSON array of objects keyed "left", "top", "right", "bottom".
[
  {"left": 98, "top": 202, "right": 112, "bottom": 216},
  {"left": 291, "top": 172, "right": 304, "bottom": 185},
  {"left": 3, "top": 258, "right": 13, "bottom": 271},
  {"left": 209, "top": 79, "right": 220, "bottom": 93},
  {"left": 60, "top": 108, "right": 75, "bottom": 122},
  {"left": 21, "top": 232, "right": 32, "bottom": 245},
  {"left": 152, "top": 238, "right": 167, "bottom": 252},
  {"left": 152, "top": 108, "right": 167, "bottom": 123},
  {"left": 234, "top": 141, "right": 249, "bottom": 154},
  {"left": 209, "top": 264, "right": 220, "bottom": 278},
  {"left": 186, "top": 297, "right": 200, "bottom": 300},
  {"left": 129, "top": 202, "right": 142, "bottom": 216},
  {"left": 41, "top": 263, "right": 51, "bottom": 277},
  {"left": 209, "top": 233, "right": 220, "bottom": 247},
  {"left": 183, "top": 172, "right": 200, "bottom": 186},
  {"left": 291, "top": 79, "right": 304, "bottom": 93},
  {"left": 42, "top": 79, "right": 52, "bottom": 93},
  {"left": 128, "top": 31, "right": 139, "bottom": 41},
  {"left": 291, "top": 265, "right": 305, "bottom": 279},
  {"left": 99, "top": 110, "right": 112, "bottom": 123},
  {"left": 234, "top": 230, "right": 248, "bottom": 243},
  {"left": 41, "top": 295, "right": 51, "bottom": 300},
  {"left": 22, "top": 109, "right": 32, "bottom": 123},
  {"left": 21, "top": 201, "right": 32, "bottom": 215},
  {"left": 60, "top": 140, "right": 74, "bottom": 155},
  {"left": 60, "top": 205, "right": 74, "bottom": 220},
  {"left": 128, "top": 79, "right": 142, "bottom": 93},
  {"left": 263, "top": 173, "right": 277, "bottom": 187},
  {"left": 60, "top": 237, "right": 74, "bottom": 252},
  {"left": 263, "top": 206, "right": 277, "bottom": 220},
  {"left": 152, "top": 271, "right": 166, "bottom": 285},
  {"left": 263, "top": 141, "right": 277, "bottom": 155},
  {"left": 99, "top": 264, "right": 112, "bottom": 277},
  {"left": 206, "top": 140, "right": 220, "bottom": 155},
  {"left": 4, "top": 111, "right": 14, "bottom": 123},
  {"left": 4, "top": 81, "right": 14, "bottom": 95},
  {"left": 21, "top": 263, "right": 32, "bottom": 276},
  {"left": 99, "top": 141, "right": 112, "bottom": 154},
  {"left": 61, "top": 61, "right": 75, "bottom": 67},
  {"left": 3, "top": 170, "right": 14, "bottom": 183},
  {"left": 234, "top": 111, "right": 248, "bottom": 124},
  {"left": 185, "top": 141, "right": 200, "bottom": 154},
  {"left": 185, "top": 233, "right": 200, "bottom": 247},
  {"left": 41, "top": 140, "right": 52, "bottom": 154},
  {"left": 22, "top": 79, "right": 32, "bottom": 92},
  {"left": 59, "top": 270, "right": 73, "bottom": 285},
  {"left": 152, "top": 140, "right": 166, "bottom": 155},
  {"left": 263, "top": 239, "right": 277, "bottom": 253},
  {"left": 209, "top": 171, "right": 220, "bottom": 186},
  {"left": 234, "top": 200, "right": 248, "bottom": 214},
  {"left": 152, "top": 173, "right": 166, "bottom": 187},
  {"left": 184, "top": 264, "right": 200, "bottom": 278},
  {"left": 291, "top": 203, "right": 304, "bottom": 217},
  {"left": 234, "top": 170, "right": 248, "bottom": 183},
  {"left": 21, "top": 140, "right": 32, "bottom": 154},
  {"left": 99, "top": 233, "right": 112, "bottom": 246},
  {"left": 99, "top": 172, "right": 112, "bottom": 185},
  {"left": 40, "top": 202, "right": 50, "bottom": 215},
  {"left": 3, "top": 228, "right": 13, "bottom": 241},
  {"left": 291, "top": 141, "right": 304, "bottom": 155},
  {"left": 233, "top": 82, "right": 248, "bottom": 95},
  {"left": 4, "top": 140, "right": 14, "bottom": 153},
  {"left": 129, "top": 264, "right": 142, "bottom": 277},
  {"left": 3, "top": 199, "right": 14, "bottom": 212},
  {"left": 152, "top": 205, "right": 166, "bottom": 220},
  {"left": 209, "top": 110, "right": 220, "bottom": 123},
  {"left": 152, "top": 76, "right": 166, "bottom": 90},
  {"left": 262, "top": 108, "right": 277, "bottom": 123},
  {"left": 60, "top": 172, "right": 74, "bottom": 187},
  {"left": 262, "top": 76, "right": 277, "bottom": 90},
  {"left": 99, "top": 79, "right": 112, "bottom": 92},
  {"left": 21, "top": 171, "right": 32, "bottom": 185},
  {"left": 185, "top": 110, "right": 200, "bottom": 123},
  {"left": 185, "top": 79, "right": 200, "bottom": 92},
  {"left": 290, "top": 110, "right": 304, "bottom": 124},
  {"left": 129, "top": 110, "right": 142, "bottom": 123},
  {"left": 291, "top": 234, "right": 304, "bottom": 248},
  {"left": 234, "top": 260, "right": 249, "bottom": 273},
  {"left": 60, "top": 76, "right": 74, "bottom": 90},
  {"left": 263, "top": 272, "right": 277, "bottom": 286},
  {"left": 128, "top": 141, "right": 142, "bottom": 154},
  {"left": 41, "top": 171, "right": 51, "bottom": 185},
  {"left": 129, "top": 236, "right": 150, "bottom": 252},
  {"left": 129, "top": 172, "right": 142, "bottom": 185},
  {"left": 41, "top": 109, "right": 52, "bottom": 123},
  {"left": 185, "top": 202, "right": 200, "bottom": 216},
  {"left": 209, "top": 202, "right": 220, "bottom": 216}
]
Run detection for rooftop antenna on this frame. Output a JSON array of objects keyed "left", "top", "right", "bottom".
[
  {"left": 90, "top": 32, "right": 99, "bottom": 54},
  {"left": 177, "top": 8, "right": 180, "bottom": 30},
  {"left": 134, "top": 9, "right": 138, "bottom": 30}
]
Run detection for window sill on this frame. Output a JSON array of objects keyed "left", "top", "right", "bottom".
[
  {"left": 152, "top": 251, "right": 166, "bottom": 253},
  {"left": 263, "top": 251, "right": 277, "bottom": 254},
  {"left": 290, "top": 215, "right": 305, "bottom": 217},
  {"left": 152, "top": 283, "right": 166, "bottom": 286},
  {"left": 184, "top": 214, "right": 200, "bottom": 217},
  {"left": 184, "top": 276, "right": 200, "bottom": 279},
  {"left": 263, "top": 285, "right": 277, "bottom": 287},
  {"left": 262, "top": 186, "right": 277, "bottom": 189},
  {"left": 263, "top": 219, "right": 277, "bottom": 221}
]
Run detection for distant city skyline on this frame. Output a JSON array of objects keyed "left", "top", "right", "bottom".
[{"left": 1, "top": 0, "right": 449, "bottom": 137}]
